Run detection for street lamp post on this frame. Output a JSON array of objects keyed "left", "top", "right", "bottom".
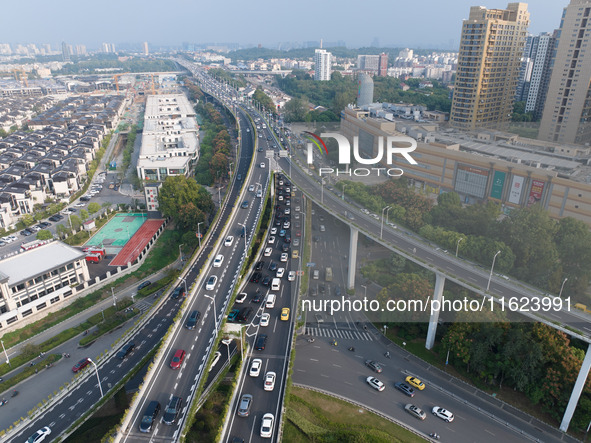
[
  {"left": 1, "top": 340, "right": 10, "bottom": 367},
  {"left": 111, "top": 287, "right": 117, "bottom": 308},
  {"left": 178, "top": 243, "right": 184, "bottom": 262},
  {"left": 380, "top": 206, "right": 391, "bottom": 239},
  {"left": 321, "top": 178, "right": 324, "bottom": 204},
  {"left": 222, "top": 339, "right": 231, "bottom": 364},
  {"left": 361, "top": 284, "right": 367, "bottom": 299},
  {"left": 180, "top": 277, "right": 188, "bottom": 295},
  {"left": 486, "top": 250, "right": 502, "bottom": 291},
  {"left": 341, "top": 182, "right": 347, "bottom": 201},
  {"left": 383, "top": 324, "right": 388, "bottom": 336},
  {"left": 87, "top": 358, "right": 103, "bottom": 398},
  {"left": 197, "top": 222, "right": 203, "bottom": 249},
  {"left": 203, "top": 294, "right": 218, "bottom": 332},
  {"left": 456, "top": 237, "right": 463, "bottom": 258},
  {"left": 559, "top": 277, "right": 568, "bottom": 298}
]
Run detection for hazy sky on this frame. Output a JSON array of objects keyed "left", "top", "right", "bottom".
[{"left": 2, "top": 0, "right": 569, "bottom": 50}]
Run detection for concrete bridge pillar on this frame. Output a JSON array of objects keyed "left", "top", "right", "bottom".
[
  {"left": 425, "top": 273, "right": 445, "bottom": 350},
  {"left": 560, "top": 343, "right": 591, "bottom": 432}
]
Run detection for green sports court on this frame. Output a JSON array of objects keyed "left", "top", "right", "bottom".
[{"left": 84, "top": 213, "right": 148, "bottom": 251}]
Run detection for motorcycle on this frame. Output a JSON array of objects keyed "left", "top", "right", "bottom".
[
  {"left": 0, "top": 399, "right": 8, "bottom": 407},
  {"left": 63, "top": 353, "right": 70, "bottom": 358},
  {"left": 384, "top": 351, "right": 391, "bottom": 359},
  {"left": 11, "top": 390, "right": 18, "bottom": 398},
  {"left": 331, "top": 340, "right": 338, "bottom": 346},
  {"left": 307, "top": 338, "right": 315, "bottom": 343},
  {"left": 429, "top": 433, "right": 440, "bottom": 440},
  {"left": 348, "top": 346, "right": 355, "bottom": 352},
  {"left": 83, "top": 330, "right": 88, "bottom": 336}
]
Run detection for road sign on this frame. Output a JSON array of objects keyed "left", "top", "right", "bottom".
[
  {"left": 297, "top": 271, "right": 304, "bottom": 276},
  {"left": 306, "top": 262, "right": 315, "bottom": 267},
  {"left": 196, "top": 233, "right": 202, "bottom": 238}
]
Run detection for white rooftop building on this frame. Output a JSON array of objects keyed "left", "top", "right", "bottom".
[{"left": 137, "top": 94, "right": 200, "bottom": 182}]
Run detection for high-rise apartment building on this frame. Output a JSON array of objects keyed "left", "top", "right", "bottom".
[
  {"left": 314, "top": 49, "right": 332, "bottom": 81},
  {"left": 450, "top": 3, "right": 530, "bottom": 131},
  {"left": 357, "top": 54, "right": 380, "bottom": 73},
  {"left": 539, "top": 0, "right": 591, "bottom": 144},
  {"left": 378, "top": 52, "right": 389, "bottom": 76},
  {"left": 61, "top": 41, "right": 70, "bottom": 62},
  {"left": 143, "top": 41, "right": 149, "bottom": 55},
  {"left": 523, "top": 33, "right": 555, "bottom": 118}
]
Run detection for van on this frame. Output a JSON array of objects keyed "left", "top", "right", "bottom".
[
  {"left": 313, "top": 270, "right": 319, "bottom": 280},
  {"left": 265, "top": 293, "right": 276, "bottom": 309},
  {"left": 325, "top": 267, "right": 333, "bottom": 282},
  {"left": 237, "top": 307, "right": 252, "bottom": 323},
  {"left": 271, "top": 278, "right": 281, "bottom": 291}
]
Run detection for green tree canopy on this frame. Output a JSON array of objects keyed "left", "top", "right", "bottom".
[{"left": 158, "top": 175, "right": 215, "bottom": 231}]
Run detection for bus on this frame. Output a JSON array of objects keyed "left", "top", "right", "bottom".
[{"left": 325, "top": 267, "right": 333, "bottom": 282}]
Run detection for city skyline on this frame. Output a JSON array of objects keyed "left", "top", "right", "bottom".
[{"left": 2, "top": 0, "right": 568, "bottom": 50}]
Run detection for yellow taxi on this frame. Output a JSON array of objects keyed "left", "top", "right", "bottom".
[
  {"left": 292, "top": 250, "right": 299, "bottom": 259},
  {"left": 405, "top": 376, "right": 425, "bottom": 390},
  {"left": 280, "top": 308, "right": 290, "bottom": 321}
]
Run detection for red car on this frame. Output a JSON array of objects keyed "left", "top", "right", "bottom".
[
  {"left": 72, "top": 358, "right": 90, "bottom": 373},
  {"left": 170, "top": 349, "right": 186, "bottom": 369}
]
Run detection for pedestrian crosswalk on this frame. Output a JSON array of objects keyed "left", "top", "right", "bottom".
[{"left": 305, "top": 326, "right": 373, "bottom": 341}]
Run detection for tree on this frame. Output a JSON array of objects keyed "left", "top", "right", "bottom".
[
  {"left": 68, "top": 215, "right": 82, "bottom": 230},
  {"left": 87, "top": 202, "right": 101, "bottom": 214},
  {"left": 79, "top": 209, "right": 89, "bottom": 221},
  {"left": 158, "top": 175, "right": 215, "bottom": 231},
  {"left": 36, "top": 230, "right": 53, "bottom": 240},
  {"left": 553, "top": 217, "right": 591, "bottom": 295},
  {"left": 283, "top": 97, "right": 308, "bottom": 122},
  {"left": 21, "top": 214, "right": 35, "bottom": 227}
]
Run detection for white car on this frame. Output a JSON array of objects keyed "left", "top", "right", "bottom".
[
  {"left": 278, "top": 195, "right": 284, "bottom": 201},
  {"left": 264, "top": 247, "right": 273, "bottom": 257},
  {"left": 236, "top": 292, "right": 247, "bottom": 303},
  {"left": 264, "top": 371, "right": 276, "bottom": 391},
  {"left": 267, "top": 236, "right": 275, "bottom": 244},
  {"left": 74, "top": 202, "right": 86, "bottom": 207},
  {"left": 432, "top": 406, "right": 455, "bottom": 422},
  {"left": 280, "top": 253, "right": 288, "bottom": 262},
  {"left": 260, "top": 313, "right": 270, "bottom": 327},
  {"left": 284, "top": 209, "right": 291, "bottom": 216},
  {"left": 366, "top": 376, "right": 385, "bottom": 392},
  {"left": 260, "top": 162, "right": 266, "bottom": 168},
  {"left": 249, "top": 358, "right": 262, "bottom": 377},
  {"left": 224, "top": 236, "right": 234, "bottom": 247},
  {"left": 27, "top": 427, "right": 52, "bottom": 443},
  {"left": 288, "top": 271, "right": 296, "bottom": 281},
  {"left": 270, "top": 227, "right": 277, "bottom": 235},
  {"left": 257, "top": 189, "right": 263, "bottom": 198},
  {"left": 248, "top": 184, "right": 255, "bottom": 192},
  {"left": 285, "top": 199, "right": 291, "bottom": 206},
  {"left": 276, "top": 268, "right": 285, "bottom": 278},
  {"left": 260, "top": 413, "right": 274, "bottom": 438},
  {"left": 205, "top": 275, "right": 218, "bottom": 291},
  {"left": 213, "top": 254, "right": 224, "bottom": 268}
]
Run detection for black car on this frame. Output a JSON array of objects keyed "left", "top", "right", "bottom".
[
  {"left": 394, "top": 382, "right": 416, "bottom": 397},
  {"left": 172, "top": 286, "right": 185, "bottom": 299},
  {"left": 251, "top": 293, "right": 262, "bottom": 303},
  {"left": 80, "top": 195, "right": 91, "bottom": 202},
  {"left": 261, "top": 275, "right": 271, "bottom": 286},
  {"left": 282, "top": 243, "right": 290, "bottom": 252},
  {"left": 255, "top": 334, "right": 268, "bottom": 351},
  {"left": 255, "top": 261, "right": 265, "bottom": 271},
  {"left": 38, "top": 221, "right": 51, "bottom": 228},
  {"left": 116, "top": 342, "right": 135, "bottom": 360},
  {"left": 48, "top": 214, "right": 63, "bottom": 222},
  {"left": 185, "top": 310, "right": 201, "bottom": 330},
  {"left": 237, "top": 307, "right": 252, "bottom": 323},
  {"left": 20, "top": 229, "right": 33, "bottom": 236},
  {"left": 163, "top": 396, "right": 183, "bottom": 425},
  {"left": 139, "top": 400, "right": 161, "bottom": 433},
  {"left": 138, "top": 280, "right": 151, "bottom": 291},
  {"left": 268, "top": 261, "right": 277, "bottom": 271},
  {"left": 250, "top": 272, "right": 262, "bottom": 283},
  {"left": 365, "top": 360, "right": 383, "bottom": 373}
]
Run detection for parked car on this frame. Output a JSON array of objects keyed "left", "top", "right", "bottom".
[
  {"left": 72, "top": 358, "right": 90, "bottom": 373},
  {"left": 139, "top": 400, "right": 160, "bottom": 433},
  {"left": 116, "top": 342, "right": 135, "bottom": 360},
  {"left": 26, "top": 427, "right": 51, "bottom": 443},
  {"left": 237, "top": 394, "right": 253, "bottom": 417},
  {"left": 162, "top": 396, "right": 183, "bottom": 425},
  {"left": 170, "top": 349, "right": 186, "bottom": 369},
  {"left": 404, "top": 403, "right": 426, "bottom": 420}
]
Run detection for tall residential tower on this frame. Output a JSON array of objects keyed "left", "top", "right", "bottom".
[
  {"left": 450, "top": 3, "right": 530, "bottom": 131},
  {"left": 314, "top": 49, "right": 332, "bottom": 81},
  {"left": 539, "top": 0, "right": 591, "bottom": 144}
]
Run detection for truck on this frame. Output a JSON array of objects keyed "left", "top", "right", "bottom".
[
  {"left": 325, "top": 267, "right": 333, "bottom": 282},
  {"left": 85, "top": 253, "right": 102, "bottom": 263}
]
